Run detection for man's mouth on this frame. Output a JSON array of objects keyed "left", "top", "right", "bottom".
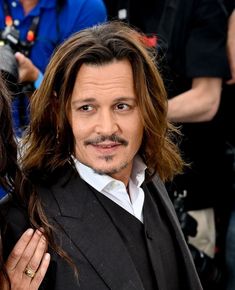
[
  {"left": 93, "top": 142, "right": 121, "bottom": 148},
  {"left": 91, "top": 142, "right": 122, "bottom": 153},
  {"left": 84, "top": 134, "right": 128, "bottom": 147}
]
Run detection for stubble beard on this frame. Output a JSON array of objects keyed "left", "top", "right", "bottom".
[
  {"left": 92, "top": 155, "right": 129, "bottom": 176},
  {"left": 83, "top": 134, "right": 130, "bottom": 176}
]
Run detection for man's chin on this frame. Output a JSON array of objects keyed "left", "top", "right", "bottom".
[
  {"left": 92, "top": 161, "right": 128, "bottom": 177},
  {"left": 92, "top": 166, "right": 119, "bottom": 176}
]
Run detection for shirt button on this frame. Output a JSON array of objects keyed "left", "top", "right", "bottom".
[
  {"left": 14, "top": 19, "right": 20, "bottom": 26},
  {"left": 11, "top": 1, "right": 17, "bottom": 7}
]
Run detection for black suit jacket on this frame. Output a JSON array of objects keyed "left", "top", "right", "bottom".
[{"left": 3, "top": 165, "right": 202, "bottom": 290}]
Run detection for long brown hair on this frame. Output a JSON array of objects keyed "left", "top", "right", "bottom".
[{"left": 21, "top": 21, "right": 184, "bottom": 268}]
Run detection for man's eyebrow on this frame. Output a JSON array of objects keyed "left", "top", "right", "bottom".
[
  {"left": 71, "top": 98, "right": 96, "bottom": 105},
  {"left": 114, "top": 96, "right": 136, "bottom": 102},
  {"left": 71, "top": 96, "right": 136, "bottom": 105}
]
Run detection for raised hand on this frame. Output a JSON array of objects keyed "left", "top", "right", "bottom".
[{"left": 1, "top": 228, "right": 50, "bottom": 290}]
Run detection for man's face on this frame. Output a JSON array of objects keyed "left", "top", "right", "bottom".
[{"left": 69, "top": 59, "right": 144, "bottom": 185}]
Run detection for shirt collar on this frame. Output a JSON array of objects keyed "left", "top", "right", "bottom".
[
  {"left": 72, "top": 155, "right": 147, "bottom": 192},
  {"left": 130, "top": 155, "right": 147, "bottom": 187}
]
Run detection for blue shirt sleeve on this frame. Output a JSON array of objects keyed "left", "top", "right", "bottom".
[{"left": 34, "top": 70, "right": 44, "bottom": 89}]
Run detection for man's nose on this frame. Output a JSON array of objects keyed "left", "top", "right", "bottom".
[{"left": 95, "top": 110, "right": 119, "bottom": 135}]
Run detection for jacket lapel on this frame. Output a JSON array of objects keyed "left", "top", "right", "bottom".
[{"left": 43, "top": 166, "right": 145, "bottom": 290}]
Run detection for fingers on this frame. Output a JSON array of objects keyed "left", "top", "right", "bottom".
[
  {"left": 5, "top": 229, "right": 50, "bottom": 290},
  {"left": 23, "top": 234, "right": 48, "bottom": 279},
  {"left": 16, "top": 229, "right": 45, "bottom": 274},
  {"left": 30, "top": 253, "right": 51, "bottom": 289},
  {"left": 6, "top": 228, "right": 34, "bottom": 271},
  {"left": 14, "top": 52, "right": 39, "bottom": 82},
  {"left": 14, "top": 52, "right": 26, "bottom": 65}
]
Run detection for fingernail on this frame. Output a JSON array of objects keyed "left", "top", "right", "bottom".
[
  {"left": 26, "top": 228, "right": 34, "bottom": 236},
  {"left": 44, "top": 253, "right": 50, "bottom": 260},
  {"left": 36, "top": 228, "right": 43, "bottom": 235}
]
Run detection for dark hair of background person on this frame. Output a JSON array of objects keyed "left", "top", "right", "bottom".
[
  {"left": 19, "top": 21, "right": 185, "bottom": 272},
  {"left": 0, "top": 75, "right": 21, "bottom": 287},
  {"left": 0, "top": 77, "right": 19, "bottom": 193}
]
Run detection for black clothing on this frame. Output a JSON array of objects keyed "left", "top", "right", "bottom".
[
  {"left": 105, "top": 0, "right": 229, "bottom": 81},
  {"left": 224, "top": 0, "right": 235, "bottom": 12},
  {"left": 95, "top": 184, "right": 190, "bottom": 290},
  {"left": 2, "top": 164, "right": 202, "bottom": 289},
  {"left": 94, "top": 192, "right": 158, "bottom": 290}
]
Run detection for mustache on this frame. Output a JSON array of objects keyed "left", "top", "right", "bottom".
[{"left": 84, "top": 134, "right": 128, "bottom": 146}]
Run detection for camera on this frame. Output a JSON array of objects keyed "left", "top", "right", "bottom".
[
  {"left": 0, "top": 25, "right": 33, "bottom": 84},
  {"left": 1, "top": 25, "right": 33, "bottom": 55},
  {"left": 0, "top": 25, "right": 34, "bottom": 132},
  {"left": 173, "top": 191, "right": 222, "bottom": 289},
  {"left": 0, "top": 28, "right": 19, "bottom": 85}
]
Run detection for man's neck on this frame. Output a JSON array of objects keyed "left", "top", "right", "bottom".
[{"left": 20, "top": 0, "right": 38, "bottom": 15}]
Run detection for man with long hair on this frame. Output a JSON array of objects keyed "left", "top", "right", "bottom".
[
  {"left": 0, "top": 76, "right": 50, "bottom": 289},
  {"left": 3, "top": 22, "right": 202, "bottom": 289}
]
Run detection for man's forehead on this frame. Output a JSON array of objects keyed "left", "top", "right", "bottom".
[{"left": 73, "top": 60, "right": 134, "bottom": 91}]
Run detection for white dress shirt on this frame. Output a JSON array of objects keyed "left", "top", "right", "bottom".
[{"left": 73, "top": 156, "right": 147, "bottom": 223}]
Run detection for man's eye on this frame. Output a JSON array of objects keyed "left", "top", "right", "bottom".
[
  {"left": 116, "top": 103, "right": 130, "bottom": 110},
  {"left": 79, "top": 105, "right": 93, "bottom": 111}
]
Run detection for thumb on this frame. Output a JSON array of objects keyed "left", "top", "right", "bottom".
[{"left": 14, "top": 51, "right": 26, "bottom": 64}]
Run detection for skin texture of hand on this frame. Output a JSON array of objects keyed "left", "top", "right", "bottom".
[
  {"left": 1, "top": 228, "right": 50, "bottom": 290},
  {"left": 227, "top": 10, "right": 235, "bottom": 85},
  {"left": 14, "top": 52, "right": 39, "bottom": 83}
]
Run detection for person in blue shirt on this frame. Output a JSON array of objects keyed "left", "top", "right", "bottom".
[{"left": 0, "top": 0, "right": 107, "bottom": 136}]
